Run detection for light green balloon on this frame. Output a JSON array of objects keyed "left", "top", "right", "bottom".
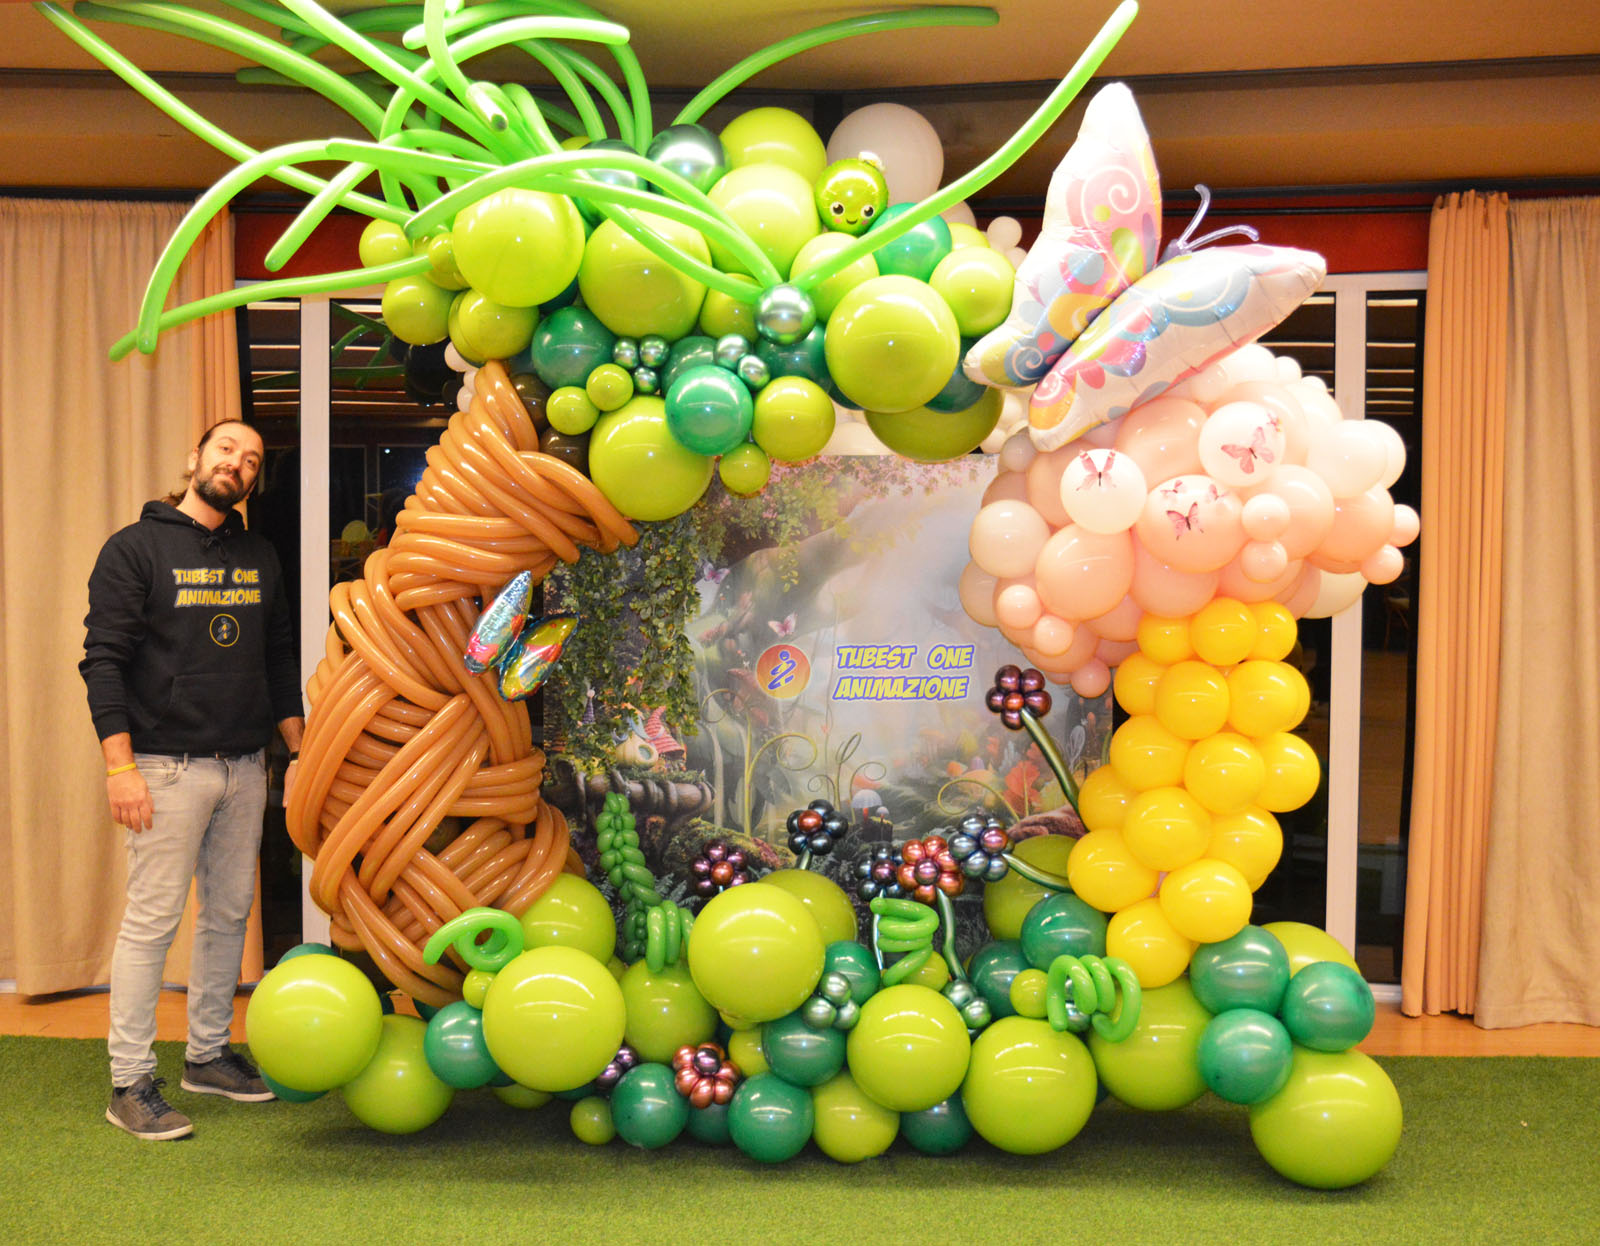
[
  {"left": 846, "top": 984, "right": 971, "bottom": 1113},
  {"left": 1088, "top": 977, "right": 1211, "bottom": 1111},
  {"left": 811, "top": 1070, "right": 899, "bottom": 1163},
  {"left": 752, "top": 377, "right": 835, "bottom": 462},
  {"left": 759, "top": 869, "right": 859, "bottom": 944},
  {"left": 698, "top": 274, "right": 760, "bottom": 339},
  {"left": 824, "top": 275, "right": 959, "bottom": 413},
  {"left": 340, "top": 1015, "right": 455, "bottom": 1135},
  {"left": 865, "top": 386, "right": 1001, "bottom": 462},
  {"left": 480, "top": 945, "right": 626, "bottom": 1093},
  {"left": 492, "top": 1082, "right": 551, "bottom": 1109},
  {"left": 570, "top": 1096, "right": 617, "bottom": 1146},
  {"left": 789, "top": 232, "right": 880, "bottom": 321},
  {"left": 720, "top": 106, "right": 828, "bottom": 183},
  {"left": 381, "top": 275, "right": 453, "bottom": 347},
  {"left": 587, "top": 395, "right": 715, "bottom": 521},
  {"left": 929, "top": 246, "right": 1015, "bottom": 336},
  {"left": 687, "top": 882, "right": 826, "bottom": 1023},
  {"left": 452, "top": 187, "right": 585, "bottom": 309},
  {"left": 619, "top": 959, "right": 718, "bottom": 1064},
  {"left": 707, "top": 163, "right": 821, "bottom": 280},
  {"left": 519, "top": 873, "right": 618, "bottom": 964},
  {"left": 1261, "top": 921, "right": 1362, "bottom": 977},
  {"left": 359, "top": 219, "right": 411, "bottom": 268},
  {"left": 981, "top": 834, "right": 1076, "bottom": 941},
  {"left": 578, "top": 213, "right": 710, "bottom": 340},
  {"left": 448, "top": 289, "right": 537, "bottom": 364},
  {"left": 245, "top": 954, "right": 383, "bottom": 1092},
  {"left": 962, "top": 1016, "right": 1097, "bottom": 1154},
  {"left": 719, "top": 444, "right": 772, "bottom": 496},
  {"left": 1249, "top": 1047, "right": 1403, "bottom": 1188}
]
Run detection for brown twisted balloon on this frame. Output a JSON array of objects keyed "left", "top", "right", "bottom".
[{"left": 286, "top": 360, "right": 637, "bottom": 1006}]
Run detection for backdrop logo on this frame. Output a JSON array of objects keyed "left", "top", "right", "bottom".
[{"left": 755, "top": 644, "right": 810, "bottom": 700}]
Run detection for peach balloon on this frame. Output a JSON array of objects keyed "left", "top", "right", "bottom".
[
  {"left": 1260, "top": 465, "right": 1335, "bottom": 559},
  {"left": 1095, "top": 637, "right": 1139, "bottom": 667},
  {"left": 1317, "top": 485, "right": 1395, "bottom": 565},
  {"left": 1057, "top": 619, "right": 1101, "bottom": 667},
  {"left": 1025, "top": 445, "right": 1077, "bottom": 527},
  {"left": 1034, "top": 525, "right": 1135, "bottom": 621},
  {"left": 981, "top": 470, "right": 1031, "bottom": 506},
  {"left": 1240, "top": 540, "right": 1289, "bottom": 583},
  {"left": 970, "top": 499, "right": 1053, "bottom": 579},
  {"left": 1130, "top": 543, "right": 1220, "bottom": 618},
  {"left": 1079, "top": 420, "right": 1120, "bottom": 448},
  {"left": 958, "top": 562, "right": 999, "bottom": 627},
  {"left": 1089, "top": 593, "right": 1144, "bottom": 641},
  {"left": 1390, "top": 503, "right": 1420, "bottom": 548},
  {"left": 998, "top": 618, "right": 1034, "bottom": 649},
  {"left": 995, "top": 581, "right": 1044, "bottom": 630},
  {"left": 1113, "top": 396, "right": 1206, "bottom": 484},
  {"left": 1135, "top": 475, "right": 1245, "bottom": 574},
  {"left": 1031, "top": 612, "right": 1076, "bottom": 657},
  {"left": 1071, "top": 659, "right": 1111, "bottom": 698},
  {"left": 1277, "top": 565, "right": 1321, "bottom": 618},
  {"left": 1361, "top": 545, "right": 1403, "bottom": 585},
  {"left": 1217, "top": 551, "right": 1300, "bottom": 603},
  {"left": 1368, "top": 419, "right": 1407, "bottom": 488},
  {"left": 1241, "top": 492, "right": 1291, "bottom": 541}
]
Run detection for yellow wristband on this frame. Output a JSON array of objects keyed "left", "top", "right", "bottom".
[{"left": 106, "top": 762, "right": 138, "bottom": 777}]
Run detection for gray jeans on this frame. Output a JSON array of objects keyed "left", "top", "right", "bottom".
[{"left": 108, "top": 751, "right": 267, "bottom": 1085}]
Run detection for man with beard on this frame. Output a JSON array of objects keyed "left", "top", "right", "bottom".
[{"left": 81, "top": 420, "right": 304, "bottom": 1140}]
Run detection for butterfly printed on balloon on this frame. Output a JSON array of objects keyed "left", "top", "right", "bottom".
[
  {"left": 1219, "top": 424, "right": 1278, "bottom": 476},
  {"left": 963, "top": 83, "right": 1327, "bottom": 451}
]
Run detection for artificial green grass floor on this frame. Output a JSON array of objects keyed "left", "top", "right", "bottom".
[{"left": 4, "top": 1036, "right": 1597, "bottom": 1246}]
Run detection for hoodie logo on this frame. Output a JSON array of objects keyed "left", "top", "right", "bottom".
[{"left": 210, "top": 614, "right": 239, "bottom": 647}]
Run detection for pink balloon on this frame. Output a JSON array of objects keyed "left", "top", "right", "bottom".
[
  {"left": 1113, "top": 396, "right": 1206, "bottom": 484},
  {"left": 1071, "top": 660, "right": 1112, "bottom": 698},
  {"left": 1361, "top": 544, "right": 1404, "bottom": 585},
  {"left": 1241, "top": 540, "right": 1289, "bottom": 583},
  {"left": 1032, "top": 613, "right": 1076, "bottom": 657},
  {"left": 1390, "top": 503, "right": 1420, "bottom": 548},
  {"left": 1277, "top": 564, "right": 1322, "bottom": 617},
  {"left": 1216, "top": 381, "right": 1311, "bottom": 467},
  {"left": 982, "top": 470, "right": 1031, "bottom": 506},
  {"left": 1241, "top": 492, "right": 1291, "bottom": 541},
  {"left": 1026, "top": 446, "right": 1077, "bottom": 527},
  {"left": 1095, "top": 637, "right": 1139, "bottom": 667},
  {"left": 1135, "top": 475, "right": 1245, "bottom": 573},
  {"left": 958, "top": 562, "right": 999, "bottom": 627},
  {"left": 1129, "top": 540, "right": 1221, "bottom": 617},
  {"left": 1317, "top": 485, "right": 1395, "bottom": 565},
  {"left": 969, "top": 499, "right": 1052, "bottom": 579},
  {"left": 995, "top": 581, "right": 1044, "bottom": 630},
  {"left": 1258, "top": 465, "right": 1335, "bottom": 559},
  {"left": 1088, "top": 593, "right": 1144, "bottom": 641},
  {"left": 1218, "top": 551, "right": 1303, "bottom": 602},
  {"left": 1034, "top": 525, "right": 1135, "bottom": 621}
]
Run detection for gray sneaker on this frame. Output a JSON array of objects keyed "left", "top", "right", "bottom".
[
  {"left": 181, "top": 1047, "right": 276, "bottom": 1102},
  {"left": 107, "top": 1076, "right": 193, "bottom": 1140}
]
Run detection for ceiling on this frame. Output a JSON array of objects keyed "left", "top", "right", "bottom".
[{"left": 3, "top": 0, "right": 1598, "bottom": 201}]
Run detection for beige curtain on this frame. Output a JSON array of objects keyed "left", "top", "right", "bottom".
[
  {"left": 1476, "top": 198, "right": 1600, "bottom": 1028},
  {"left": 1401, "top": 192, "right": 1508, "bottom": 1017},
  {"left": 0, "top": 199, "right": 259, "bottom": 995}
]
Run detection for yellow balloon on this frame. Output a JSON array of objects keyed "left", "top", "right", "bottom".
[
  {"left": 1261, "top": 921, "right": 1361, "bottom": 976},
  {"left": 1182, "top": 731, "right": 1267, "bottom": 815},
  {"left": 1190, "top": 597, "right": 1256, "bottom": 666},
  {"left": 1287, "top": 666, "right": 1312, "bottom": 727},
  {"left": 1207, "top": 806, "right": 1284, "bottom": 889},
  {"left": 1226, "top": 660, "right": 1306, "bottom": 737},
  {"left": 1158, "top": 858, "right": 1253, "bottom": 943},
  {"left": 1067, "top": 829, "right": 1159, "bottom": 913},
  {"left": 1106, "top": 898, "right": 1196, "bottom": 988},
  {"left": 1249, "top": 601, "right": 1298, "bottom": 660},
  {"left": 1113, "top": 651, "right": 1167, "bottom": 717},
  {"left": 1120, "top": 786, "right": 1212, "bottom": 872},
  {"left": 1077, "top": 764, "right": 1135, "bottom": 832},
  {"left": 1153, "top": 660, "right": 1232, "bottom": 740},
  {"left": 1136, "top": 615, "right": 1194, "bottom": 665},
  {"left": 1254, "top": 731, "right": 1323, "bottom": 812},
  {"left": 1109, "top": 715, "right": 1191, "bottom": 792}
]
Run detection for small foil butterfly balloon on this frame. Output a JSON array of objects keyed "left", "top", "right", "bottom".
[
  {"left": 463, "top": 570, "right": 533, "bottom": 673},
  {"left": 498, "top": 614, "right": 578, "bottom": 701}
]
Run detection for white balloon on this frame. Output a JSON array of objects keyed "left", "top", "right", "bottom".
[
  {"left": 979, "top": 426, "right": 1011, "bottom": 455},
  {"left": 456, "top": 385, "right": 475, "bottom": 413},
  {"left": 1059, "top": 448, "right": 1148, "bottom": 534},
  {"left": 1304, "top": 570, "right": 1367, "bottom": 618},
  {"left": 1275, "top": 354, "right": 1303, "bottom": 384},
  {"left": 998, "top": 431, "right": 1037, "bottom": 474},
  {"left": 1199, "top": 401, "right": 1286, "bottom": 487},
  {"left": 826, "top": 103, "right": 943, "bottom": 205},
  {"left": 942, "top": 200, "right": 977, "bottom": 228},
  {"left": 1213, "top": 344, "right": 1279, "bottom": 390},
  {"left": 1305, "top": 421, "right": 1387, "bottom": 498},
  {"left": 443, "top": 343, "right": 471, "bottom": 372},
  {"left": 1368, "top": 419, "right": 1408, "bottom": 488},
  {"left": 985, "top": 215, "right": 1022, "bottom": 252}
]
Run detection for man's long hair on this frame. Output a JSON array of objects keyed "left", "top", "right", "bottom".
[{"left": 160, "top": 420, "right": 264, "bottom": 507}]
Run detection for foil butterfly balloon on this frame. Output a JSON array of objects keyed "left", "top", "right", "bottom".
[
  {"left": 463, "top": 570, "right": 577, "bottom": 701},
  {"left": 965, "top": 84, "right": 1326, "bottom": 451}
]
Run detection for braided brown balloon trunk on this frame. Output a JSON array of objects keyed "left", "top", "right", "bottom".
[{"left": 285, "top": 361, "right": 637, "bottom": 1007}]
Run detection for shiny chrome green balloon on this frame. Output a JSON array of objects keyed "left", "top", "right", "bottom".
[
  {"left": 762, "top": 1009, "right": 847, "bottom": 1087},
  {"left": 755, "top": 282, "right": 817, "bottom": 345},
  {"left": 1189, "top": 924, "right": 1292, "bottom": 1016},
  {"left": 1279, "top": 961, "right": 1376, "bottom": 1052},
  {"left": 422, "top": 1000, "right": 500, "bottom": 1090},
  {"left": 646, "top": 123, "right": 728, "bottom": 194},
  {"left": 728, "top": 1072, "right": 814, "bottom": 1164},
  {"left": 1020, "top": 892, "right": 1109, "bottom": 970},
  {"left": 865, "top": 203, "right": 953, "bottom": 282},
  {"left": 823, "top": 941, "right": 881, "bottom": 1006},
  {"left": 1249, "top": 1048, "right": 1403, "bottom": 1188},
  {"left": 529, "top": 305, "right": 616, "bottom": 390},
  {"left": 967, "top": 939, "right": 1030, "bottom": 1020},
  {"left": 610, "top": 1063, "right": 689, "bottom": 1150},
  {"left": 899, "top": 1092, "right": 973, "bottom": 1155},
  {"left": 1197, "top": 1008, "right": 1293, "bottom": 1104}
]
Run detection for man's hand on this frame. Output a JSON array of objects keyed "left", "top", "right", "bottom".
[
  {"left": 283, "top": 759, "right": 298, "bottom": 807},
  {"left": 108, "top": 768, "right": 154, "bottom": 833}
]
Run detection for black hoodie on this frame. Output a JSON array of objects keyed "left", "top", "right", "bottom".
[{"left": 80, "top": 501, "right": 301, "bottom": 755}]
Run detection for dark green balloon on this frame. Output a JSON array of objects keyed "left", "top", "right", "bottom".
[
  {"left": 530, "top": 305, "right": 617, "bottom": 390},
  {"left": 762, "top": 1010, "right": 847, "bottom": 1087},
  {"left": 968, "top": 940, "right": 1030, "bottom": 1020},
  {"left": 1190, "top": 925, "right": 1292, "bottom": 1016},
  {"left": 1198, "top": 1009, "right": 1293, "bottom": 1105},
  {"left": 276, "top": 942, "right": 337, "bottom": 965},
  {"left": 823, "top": 941, "right": 881, "bottom": 1007},
  {"left": 1279, "top": 962, "right": 1376, "bottom": 1052},
  {"left": 924, "top": 341, "right": 988, "bottom": 413},
  {"left": 684, "top": 1099, "right": 732, "bottom": 1146},
  {"left": 754, "top": 325, "right": 830, "bottom": 387},
  {"left": 260, "top": 1070, "right": 324, "bottom": 1103},
  {"left": 422, "top": 1000, "right": 499, "bottom": 1090},
  {"left": 900, "top": 1092, "right": 973, "bottom": 1155},
  {"left": 1019, "top": 893, "right": 1108, "bottom": 970},
  {"left": 728, "top": 1073, "right": 813, "bottom": 1163},
  {"left": 866, "top": 204, "right": 953, "bottom": 283},
  {"left": 610, "top": 1063, "right": 689, "bottom": 1149},
  {"left": 554, "top": 1081, "right": 597, "bottom": 1102},
  {"left": 663, "top": 335, "right": 719, "bottom": 393},
  {"left": 412, "top": 998, "right": 439, "bottom": 1022},
  {"left": 665, "top": 364, "right": 753, "bottom": 455}
]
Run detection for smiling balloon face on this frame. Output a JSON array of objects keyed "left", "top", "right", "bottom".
[{"left": 813, "top": 158, "right": 889, "bottom": 236}]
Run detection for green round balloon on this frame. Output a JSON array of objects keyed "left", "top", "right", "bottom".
[
  {"left": 569, "top": 1095, "right": 616, "bottom": 1145},
  {"left": 751, "top": 376, "right": 835, "bottom": 462},
  {"left": 585, "top": 362, "right": 635, "bottom": 412},
  {"left": 759, "top": 869, "right": 859, "bottom": 944},
  {"left": 846, "top": 984, "right": 971, "bottom": 1113},
  {"left": 422, "top": 1000, "right": 500, "bottom": 1090},
  {"left": 866, "top": 204, "right": 953, "bottom": 283},
  {"left": 981, "top": 834, "right": 1077, "bottom": 941},
  {"left": 923, "top": 344, "right": 989, "bottom": 414},
  {"left": 967, "top": 939, "right": 1030, "bottom": 1020},
  {"left": 275, "top": 941, "right": 337, "bottom": 965},
  {"left": 697, "top": 275, "right": 759, "bottom": 339},
  {"left": 359, "top": 219, "right": 412, "bottom": 267},
  {"left": 530, "top": 304, "right": 616, "bottom": 390},
  {"left": 899, "top": 1092, "right": 973, "bottom": 1155},
  {"left": 587, "top": 395, "right": 715, "bottom": 522},
  {"left": 518, "top": 873, "right": 618, "bottom": 965},
  {"left": 480, "top": 945, "right": 626, "bottom": 1093},
  {"left": 762, "top": 1009, "right": 847, "bottom": 1088},
  {"left": 1261, "top": 921, "right": 1361, "bottom": 977},
  {"left": 340, "top": 1014, "right": 455, "bottom": 1134},
  {"left": 719, "top": 444, "right": 772, "bottom": 496},
  {"left": 449, "top": 288, "right": 538, "bottom": 364},
  {"left": 246, "top": 954, "right": 383, "bottom": 1092},
  {"left": 720, "top": 107, "right": 828, "bottom": 183},
  {"left": 754, "top": 325, "right": 832, "bottom": 388},
  {"left": 578, "top": 212, "right": 710, "bottom": 339},
  {"left": 419, "top": 230, "right": 470, "bottom": 291},
  {"left": 619, "top": 959, "right": 718, "bottom": 1064},
  {"left": 707, "top": 163, "right": 821, "bottom": 279},
  {"left": 260, "top": 1070, "right": 323, "bottom": 1103},
  {"left": 381, "top": 275, "right": 453, "bottom": 346},
  {"left": 825, "top": 275, "right": 959, "bottom": 414},
  {"left": 864, "top": 386, "right": 1002, "bottom": 462},
  {"left": 663, "top": 335, "right": 719, "bottom": 392},
  {"left": 547, "top": 386, "right": 601, "bottom": 435},
  {"left": 929, "top": 245, "right": 1015, "bottom": 336},
  {"left": 665, "top": 365, "right": 754, "bottom": 456},
  {"left": 493, "top": 1082, "right": 551, "bottom": 1109},
  {"left": 687, "top": 882, "right": 826, "bottom": 1023},
  {"left": 961, "top": 1016, "right": 1097, "bottom": 1154},
  {"left": 610, "top": 1063, "right": 690, "bottom": 1149},
  {"left": 1088, "top": 978, "right": 1211, "bottom": 1111},
  {"left": 823, "top": 941, "right": 881, "bottom": 1006},
  {"left": 728, "top": 1072, "right": 814, "bottom": 1164},
  {"left": 453, "top": 187, "right": 585, "bottom": 308},
  {"left": 790, "top": 232, "right": 880, "bottom": 320},
  {"left": 1198, "top": 1008, "right": 1293, "bottom": 1104},
  {"left": 1189, "top": 924, "right": 1291, "bottom": 1016},
  {"left": 1279, "top": 961, "right": 1376, "bottom": 1052},
  {"left": 810, "top": 1070, "right": 898, "bottom": 1163},
  {"left": 684, "top": 1098, "right": 732, "bottom": 1145},
  {"left": 1249, "top": 1048, "right": 1403, "bottom": 1188},
  {"left": 1019, "top": 891, "right": 1109, "bottom": 970}
]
